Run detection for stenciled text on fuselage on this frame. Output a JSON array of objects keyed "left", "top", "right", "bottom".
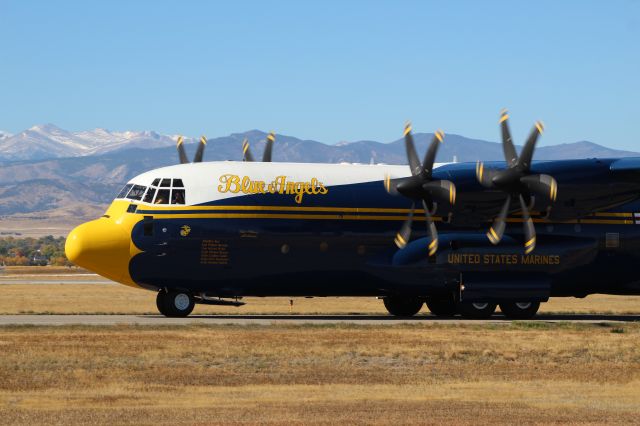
[
  {"left": 218, "top": 174, "right": 328, "bottom": 204},
  {"left": 447, "top": 253, "right": 561, "bottom": 265}
]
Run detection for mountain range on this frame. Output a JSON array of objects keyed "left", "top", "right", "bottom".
[
  {"left": 0, "top": 124, "right": 638, "bottom": 222},
  {"left": 0, "top": 124, "right": 180, "bottom": 161}
]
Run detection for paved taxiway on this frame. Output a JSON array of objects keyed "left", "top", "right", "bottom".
[
  {"left": 0, "top": 275, "right": 109, "bottom": 285},
  {"left": 0, "top": 314, "right": 638, "bottom": 326}
]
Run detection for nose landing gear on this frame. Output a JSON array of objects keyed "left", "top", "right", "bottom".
[{"left": 156, "top": 290, "right": 195, "bottom": 317}]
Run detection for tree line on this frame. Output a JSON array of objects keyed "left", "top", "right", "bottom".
[{"left": 0, "top": 236, "right": 71, "bottom": 266}]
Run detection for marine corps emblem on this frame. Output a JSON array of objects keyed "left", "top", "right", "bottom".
[{"left": 180, "top": 225, "right": 191, "bottom": 237}]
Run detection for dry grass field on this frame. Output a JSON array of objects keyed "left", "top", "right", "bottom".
[
  {"left": 1, "top": 268, "right": 639, "bottom": 424},
  {"left": 0, "top": 323, "right": 638, "bottom": 425},
  {"left": 0, "top": 283, "right": 639, "bottom": 316}
]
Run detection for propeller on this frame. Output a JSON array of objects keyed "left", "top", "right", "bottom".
[
  {"left": 476, "top": 109, "right": 558, "bottom": 254},
  {"left": 385, "top": 123, "right": 456, "bottom": 256},
  {"left": 176, "top": 135, "right": 208, "bottom": 164},
  {"left": 243, "top": 132, "right": 276, "bottom": 162}
]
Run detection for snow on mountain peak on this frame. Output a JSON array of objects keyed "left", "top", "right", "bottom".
[
  {"left": 0, "top": 124, "right": 179, "bottom": 161},
  {"left": 28, "top": 123, "right": 67, "bottom": 133}
]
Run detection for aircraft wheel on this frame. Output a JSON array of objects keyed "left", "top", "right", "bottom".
[
  {"left": 156, "top": 290, "right": 195, "bottom": 317},
  {"left": 457, "top": 301, "right": 497, "bottom": 319},
  {"left": 156, "top": 291, "right": 171, "bottom": 316},
  {"left": 499, "top": 301, "right": 540, "bottom": 319},
  {"left": 383, "top": 297, "right": 423, "bottom": 317},
  {"left": 425, "top": 296, "right": 457, "bottom": 317}
]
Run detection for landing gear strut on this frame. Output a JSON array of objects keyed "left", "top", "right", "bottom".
[
  {"left": 156, "top": 290, "right": 195, "bottom": 317},
  {"left": 382, "top": 296, "right": 423, "bottom": 317}
]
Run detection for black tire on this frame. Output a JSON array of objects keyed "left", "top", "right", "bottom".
[
  {"left": 156, "top": 290, "right": 195, "bottom": 317},
  {"left": 457, "top": 301, "right": 497, "bottom": 319},
  {"left": 425, "top": 296, "right": 457, "bottom": 317},
  {"left": 156, "top": 291, "right": 171, "bottom": 316},
  {"left": 383, "top": 297, "right": 423, "bottom": 317},
  {"left": 499, "top": 301, "right": 540, "bottom": 319}
]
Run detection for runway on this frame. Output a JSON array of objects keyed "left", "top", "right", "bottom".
[
  {"left": 0, "top": 313, "right": 638, "bottom": 326},
  {"left": 0, "top": 274, "right": 109, "bottom": 285}
]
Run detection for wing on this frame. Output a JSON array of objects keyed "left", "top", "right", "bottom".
[
  {"left": 436, "top": 158, "right": 640, "bottom": 224},
  {"left": 610, "top": 157, "right": 640, "bottom": 173}
]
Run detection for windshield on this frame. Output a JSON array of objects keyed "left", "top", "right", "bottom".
[
  {"left": 143, "top": 178, "right": 186, "bottom": 204},
  {"left": 116, "top": 184, "right": 133, "bottom": 199},
  {"left": 126, "top": 185, "right": 147, "bottom": 201}
]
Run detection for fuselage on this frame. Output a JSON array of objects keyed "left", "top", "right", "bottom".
[{"left": 65, "top": 159, "right": 640, "bottom": 300}]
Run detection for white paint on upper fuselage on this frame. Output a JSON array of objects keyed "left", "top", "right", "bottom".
[{"left": 125, "top": 161, "right": 451, "bottom": 206}]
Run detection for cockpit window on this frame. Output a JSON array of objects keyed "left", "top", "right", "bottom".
[
  {"left": 143, "top": 187, "right": 157, "bottom": 203},
  {"left": 117, "top": 184, "right": 133, "bottom": 199},
  {"left": 126, "top": 185, "right": 147, "bottom": 201},
  {"left": 155, "top": 189, "right": 170, "bottom": 204},
  {"left": 171, "top": 189, "right": 185, "bottom": 204},
  {"left": 142, "top": 178, "right": 186, "bottom": 204}
]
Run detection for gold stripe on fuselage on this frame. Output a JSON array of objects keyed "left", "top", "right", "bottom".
[
  {"left": 592, "top": 212, "right": 633, "bottom": 217},
  {"left": 133, "top": 204, "right": 635, "bottom": 225},
  {"left": 136, "top": 212, "right": 444, "bottom": 222},
  {"left": 139, "top": 205, "right": 423, "bottom": 214}
]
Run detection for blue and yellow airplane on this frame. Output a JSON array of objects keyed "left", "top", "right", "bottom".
[{"left": 65, "top": 111, "right": 640, "bottom": 318}]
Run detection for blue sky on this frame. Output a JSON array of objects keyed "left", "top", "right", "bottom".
[{"left": 0, "top": 0, "right": 638, "bottom": 149}]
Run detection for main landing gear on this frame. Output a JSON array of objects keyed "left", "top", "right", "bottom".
[
  {"left": 498, "top": 301, "right": 541, "bottom": 319},
  {"left": 456, "top": 301, "right": 497, "bottom": 319},
  {"left": 382, "top": 296, "right": 424, "bottom": 317},
  {"left": 382, "top": 296, "right": 540, "bottom": 319},
  {"left": 156, "top": 290, "right": 195, "bottom": 317},
  {"left": 424, "top": 296, "right": 457, "bottom": 317}
]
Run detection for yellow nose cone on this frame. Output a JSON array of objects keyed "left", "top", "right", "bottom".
[{"left": 66, "top": 218, "right": 137, "bottom": 286}]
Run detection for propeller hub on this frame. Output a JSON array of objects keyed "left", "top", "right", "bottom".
[
  {"left": 386, "top": 124, "right": 456, "bottom": 256},
  {"left": 478, "top": 110, "right": 557, "bottom": 254}
]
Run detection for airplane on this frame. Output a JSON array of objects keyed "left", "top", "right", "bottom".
[{"left": 65, "top": 110, "right": 640, "bottom": 319}]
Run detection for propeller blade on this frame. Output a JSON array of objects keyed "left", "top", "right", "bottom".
[
  {"left": 520, "top": 174, "right": 558, "bottom": 203},
  {"left": 176, "top": 136, "right": 189, "bottom": 164},
  {"left": 422, "top": 200, "right": 439, "bottom": 256},
  {"left": 422, "top": 180, "right": 456, "bottom": 205},
  {"left": 421, "top": 130, "right": 444, "bottom": 178},
  {"left": 404, "top": 122, "right": 421, "bottom": 176},
  {"left": 519, "top": 194, "right": 536, "bottom": 254},
  {"left": 487, "top": 195, "right": 511, "bottom": 245},
  {"left": 500, "top": 109, "right": 518, "bottom": 167},
  {"left": 394, "top": 203, "right": 415, "bottom": 249},
  {"left": 384, "top": 174, "right": 406, "bottom": 196},
  {"left": 517, "top": 121, "right": 544, "bottom": 170},
  {"left": 193, "top": 136, "right": 207, "bottom": 163},
  {"left": 242, "top": 138, "right": 255, "bottom": 162},
  {"left": 476, "top": 162, "right": 502, "bottom": 188},
  {"left": 262, "top": 132, "right": 275, "bottom": 162}
]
